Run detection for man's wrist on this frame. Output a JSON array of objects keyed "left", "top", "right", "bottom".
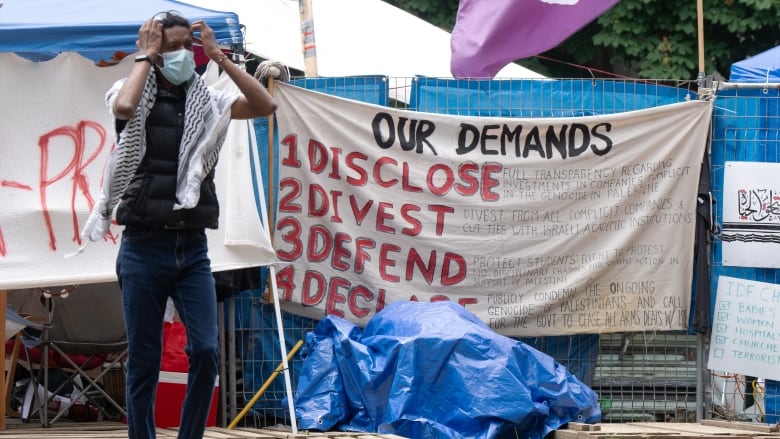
[{"left": 134, "top": 54, "right": 153, "bottom": 64}]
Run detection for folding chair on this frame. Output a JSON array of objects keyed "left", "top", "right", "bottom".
[
  {"left": 4, "top": 308, "right": 44, "bottom": 418},
  {"left": 7, "top": 282, "right": 128, "bottom": 426}
]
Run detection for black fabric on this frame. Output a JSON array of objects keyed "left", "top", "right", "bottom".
[
  {"left": 692, "top": 151, "right": 713, "bottom": 333},
  {"left": 214, "top": 267, "right": 263, "bottom": 301},
  {"left": 116, "top": 82, "right": 219, "bottom": 229}
]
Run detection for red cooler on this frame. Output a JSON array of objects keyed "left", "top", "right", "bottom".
[{"left": 154, "top": 371, "right": 219, "bottom": 428}]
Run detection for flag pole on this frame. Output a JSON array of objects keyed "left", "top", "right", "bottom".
[{"left": 299, "top": 0, "right": 319, "bottom": 77}]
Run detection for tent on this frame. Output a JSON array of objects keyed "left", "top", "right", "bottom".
[
  {"left": 184, "top": 0, "right": 545, "bottom": 102},
  {"left": 0, "top": 0, "right": 243, "bottom": 63},
  {"left": 729, "top": 45, "right": 780, "bottom": 83}
]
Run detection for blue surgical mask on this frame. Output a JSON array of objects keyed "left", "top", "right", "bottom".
[{"left": 159, "top": 49, "right": 195, "bottom": 85}]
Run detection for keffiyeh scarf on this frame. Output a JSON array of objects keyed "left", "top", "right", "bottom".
[{"left": 79, "top": 69, "right": 236, "bottom": 244}]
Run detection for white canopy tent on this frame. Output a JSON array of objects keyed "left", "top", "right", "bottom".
[{"left": 184, "top": 0, "right": 545, "bottom": 102}]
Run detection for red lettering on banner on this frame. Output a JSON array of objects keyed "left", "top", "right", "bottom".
[
  {"left": 350, "top": 195, "right": 373, "bottom": 225},
  {"left": 376, "top": 202, "right": 395, "bottom": 234},
  {"left": 37, "top": 121, "right": 114, "bottom": 249},
  {"left": 276, "top": 134, "right": 487, "bottom": 320},
  {"left": 2, "top": 181, "right": 33, "bottom": 190},
  {"left": 332, "top": 232, "right": 352, "bottom": 271},
  {"left": 276, "top": 265, "right": 296, "bottom": 301},
  {"left": 284, "top": 135, "right": 501, "bottom": 200},
  {"left": 308, "top": 139, "right": 328, "bottom": 173},
  {"left": 280, "top": 134, "right": 302, "bottom": 168},
  {"left": 345, "top": 152, "right": 368, "bottom": 185},
  {"left": 379, "top": 243, "right": 401, "bottom": 282},
  {"left": 354, "top": 237, "right": 375, "bottom": 273},
  {"left": 326, "top": 277, "right": 349, "bottom": 317},
  {"left": 278, "top": 218, "right": 467, "bottom": 287},
  {"left": 458, "top": 297, "right": 478, "bottom": 307},
  {"left": 278, "top": 178, "right": 303, "bottom": 213},
  {"left": 329, "top": 190, "right": 343, "bottom": 223},
  {"left": 302, "top": 270, "right": 326, "bottom": 305},
  {"left": 0, "top": 181, "right": 33, "bottom": 257},
  {"left": 276, "top": 217, "right": 304, "bottom": 260},
  {"left": 275, "top": 265, "right": 388, "bottom": 319},
  {"left": 1, "top": 121, "right": 116, "bottom": 255}
]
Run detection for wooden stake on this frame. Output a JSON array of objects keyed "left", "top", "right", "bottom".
[
  {"left": 697, "top": 0, "right": 705, "bottom": 76},
  {"left": 266, "top": 76, "right": 276, "bottom": 241},
  {"left": 265, "top": 77, "right": 277, "bottom": 306}
]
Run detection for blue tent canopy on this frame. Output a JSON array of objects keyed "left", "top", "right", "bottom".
[
  {"left": 0, "top": 0, "right": 243, "bottom": 60},
  {"left": 729, "top": 45, "right": 780, "bottom": 83}
]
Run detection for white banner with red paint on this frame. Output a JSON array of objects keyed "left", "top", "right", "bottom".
[
  {"left": 273, "top": 82, "right": 712, "bottom": 336},
  {"left": 0, "top": 53, "right": 276, "bottom": 290}
]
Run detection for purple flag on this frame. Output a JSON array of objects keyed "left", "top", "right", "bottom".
[{"left": 450, "top": 0, "right": 619, "bottom": 78}]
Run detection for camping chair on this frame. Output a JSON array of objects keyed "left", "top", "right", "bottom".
[
  {"left": 6, "top": 282, "right": 128, "bottom": 426},
  {"left": 4, "top": 308, "right": 45, "bottom": 418}
]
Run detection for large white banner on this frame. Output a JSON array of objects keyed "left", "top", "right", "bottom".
[
  {"left": 0, "top": 53, "right": 276, "bottom": 290},
  {"left": 273, "top": 83, "right": 713, "bottom": 336}
]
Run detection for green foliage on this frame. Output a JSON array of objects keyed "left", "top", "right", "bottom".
[
  {"left": 383, "top": 0, "right": 458, "bottom": 30},
  {"left": 586, "top": 0, "right": 780, "bottom": 79},
  {"left": 384, "top": 0, "right": 780, "bottom": 80}
]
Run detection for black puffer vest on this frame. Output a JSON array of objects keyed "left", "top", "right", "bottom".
[{"left": 116, "top": 82, "right": 219, "bottom": 229}]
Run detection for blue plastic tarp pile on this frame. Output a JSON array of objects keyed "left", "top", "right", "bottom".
[{"left": 294, "top": 301, "right": 601, "bottom": 439}]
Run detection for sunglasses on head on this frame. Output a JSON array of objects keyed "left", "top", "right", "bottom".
[{"left": 152, "top": 10, "right": 186, "bottom": 22}]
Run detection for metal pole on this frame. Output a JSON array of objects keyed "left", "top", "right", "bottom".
[
  {"left": 268, "top": 265, "right": 298, "bottom": 433},
  {"left": 228, "top": 296, "right": 237, "bottom": 424},
  {"left": 218, "top": 301, "right": 227, "bottom": 426}
]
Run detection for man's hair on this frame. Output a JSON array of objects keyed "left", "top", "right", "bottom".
[{"left": 154, "top": 11, "right": 190, "bottom": 29}]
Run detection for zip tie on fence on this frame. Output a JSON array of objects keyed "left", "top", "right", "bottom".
[{"left": 227, "top": 339, "right": 304, "bottom": 430}]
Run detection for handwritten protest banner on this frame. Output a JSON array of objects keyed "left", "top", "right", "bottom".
[
  {"left": 273, "top": 83, "right": 712, "bottom": 336},
  {"left": 708, "top": 275, "right": 780, "bottom": 381},
  {"left": 0, "top": 53, "right": 275, "bottom": 290}
]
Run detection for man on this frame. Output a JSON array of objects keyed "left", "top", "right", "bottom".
[{"left": 81, "top": 10, "right": 276, "bottom": 439}]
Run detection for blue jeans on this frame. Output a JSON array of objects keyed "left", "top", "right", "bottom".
[{"left": 117, "top": 226, "right": 219, "bottom": 439}]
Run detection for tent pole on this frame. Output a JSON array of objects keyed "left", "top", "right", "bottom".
[
  {"left": 268, "top": 265, "right": 298, "bottom": 434},
  {"left": 299, "top": 0, "right": 319, "bottom": 77}
]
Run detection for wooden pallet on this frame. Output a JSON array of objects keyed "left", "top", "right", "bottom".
[
  {"left": 0, "top": 421, "right": 406, "bottom": 438},
  {"left": 5, "top": 420, "right": 779, "bottom": 439},
  {"left": 556, "top": 422, "right": 780, "bottom": 439}
]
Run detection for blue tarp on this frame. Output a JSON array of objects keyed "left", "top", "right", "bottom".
[
  {"left": 409, "top": 77, "right": 695, "bottom": 117},
  {"left": 0, "top": 0, "right": 242, "bottom": 61},
  {"left": 294, "top": 301, "right": 601, "bottom": 439},
  {"left": 729, "top": 45, "right": 780, "bottom": 83}
]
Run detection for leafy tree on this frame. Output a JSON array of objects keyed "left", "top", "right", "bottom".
[{"left": 384, "top": 0, "right": 780, "bottom": 80}]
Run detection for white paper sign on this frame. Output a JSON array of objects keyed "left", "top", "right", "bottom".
[
  {"left": 722, "top": 161, "right": 780, "bottom": 268},
  {"left": 708, "top": 275, "right": 780, "bottom": 381}
]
